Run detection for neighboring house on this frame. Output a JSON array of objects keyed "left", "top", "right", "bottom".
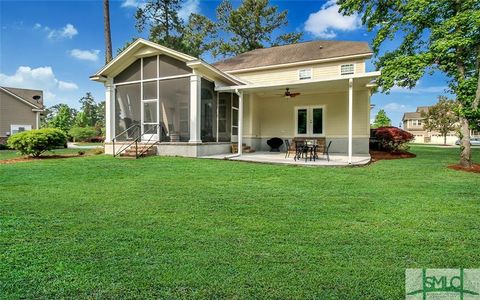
[
  {"left": 0, "top": 86, "right": 44, "bottom": 145},
  {"left": 402, "top": 106, "right": 458, "bottom": 144},
  {"left": 91, "top": 38, "right": 379, "bottom": 163}
]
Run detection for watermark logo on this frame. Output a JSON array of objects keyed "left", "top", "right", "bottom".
[{"left": 406, "top": 269, "right": 480, "bottom": 299}]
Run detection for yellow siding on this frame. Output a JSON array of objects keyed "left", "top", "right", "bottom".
[
  {"left": 246, "top": 90, "right": 370, "bottom": 138},
  {"left": 234, "top": 60, "right": 366, "bottom": 85}
]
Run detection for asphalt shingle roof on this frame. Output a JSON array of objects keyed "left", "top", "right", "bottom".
[{"left": 213, "top": 40, "right": 372, "bottom": 72}]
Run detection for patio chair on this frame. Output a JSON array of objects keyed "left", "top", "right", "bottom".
[
  {"left": 324, "top": 141, "right": 332, "bottom": 162},
  {"left": 294, "top": 140, "right": 308, "bottom": 161},
  {"left": 284, "top": 139, "right": 296, "bottom": 158}
]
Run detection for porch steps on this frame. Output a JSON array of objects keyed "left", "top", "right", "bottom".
[
  {"left": 231, "top": 143, "right": 256, "bottom": 153},
  {"left": 119, "top": 144, "right": 157, "bottom": 158}
]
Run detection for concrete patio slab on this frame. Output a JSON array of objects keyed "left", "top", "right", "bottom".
[{"left": 201, "top": 151, "right": 371, "bottom": 166}]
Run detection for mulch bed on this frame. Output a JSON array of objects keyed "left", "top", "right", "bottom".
[
  {"left": 370, "top": 150, "right": 416, "bottom": 162},
  {"left": 0, "top": 153, "right": 88, "bottom": 165},
  {"left": 447, "top": 164, "right": 480, "bottom": 173}
]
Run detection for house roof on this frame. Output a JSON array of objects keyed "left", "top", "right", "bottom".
[
  {"left": 0, "top": 86, "right": 44, "bottom": 109},
  {"left": 416, "top": 106, "right": 429, "bottom": 113},
  {"left": 90, "top": 38, "right": 245, "bottom": 85},
  {"left": 213, "top": 40, "right": 373, "bottom": 72},
  {"left": 403, "top": 106, "right": 430, "bottom": 120}
]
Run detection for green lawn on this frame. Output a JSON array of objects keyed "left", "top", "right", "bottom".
[{"left": 1, "top": 146, "right": 479, "bottom": 299}]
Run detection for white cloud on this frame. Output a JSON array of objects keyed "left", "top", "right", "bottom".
[
  {"left": 304, "top": 0, "right": 361, "bottom": 38},
  {"left": 178, "top": 0, "right": 200, "bottom": 21},
  {"left": 121, "top": 0, "right": 142, "bottom": 8},
  {"left": 58, "top": 81, "right": 79, "bottom": 91},
  {"left": 33, "top": 23, "right": 42, "bottom": 29},
  {"left": 383, "top": 102, "right": 413, "bottom": 112},
  {"left": 389, "top": 85, "right": 448, "bottom": 94},
  {"left": 45, "top": 23, "right": 78, "bottom": 39},
  {"left": 69, "top": 49, "right": 100, "bottom": 61},
  {"left": 0, "top": 66, "right": 78, "bottom": 102}
]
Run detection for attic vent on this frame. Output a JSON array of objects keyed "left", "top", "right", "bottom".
[{"left": 32, "top": 95, "right": 41, "bottom": 102}]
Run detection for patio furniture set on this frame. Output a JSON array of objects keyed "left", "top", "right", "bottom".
[{"left": 284, "top": 138, "right": 332, "bottom": 162}]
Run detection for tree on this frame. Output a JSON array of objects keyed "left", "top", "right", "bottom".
[
  {"left": 47, "top": 104, "right": 76, "bottom": 133},
  {"left": 422, "top": 97, "right": 459, "bottom": 145},
  {"left": 338, "top": 0, "right": 480, "bottom": 167},
  {"left": 135, "top": 0, "right": 183, "bottom": 51},
  {"left": 372, "top": 109, "right": 392, "bottom": 128},
  {"left": 214, "top": 0, "right": 302, "bottom": 58},
  {"left": 132, "top": 0, "right": 217, "bottom": 58},
  {"left": 79, "top": 92, "right": 98, "bottom": 127},
  {"left": 103, "top": 0, "right": 113, "bottom": 63},
  {"left": 74, "top": 111, "right": 89, "bottom": 128}
]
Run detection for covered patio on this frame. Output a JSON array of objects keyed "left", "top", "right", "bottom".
[
  {"left": 216, "top": 72, "right": 379, "bottom": 164},
  {"left": 202, "top": 151, "right": 371, "bottom": 166}
]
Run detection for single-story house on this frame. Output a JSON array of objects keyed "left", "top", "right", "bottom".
[
  {"left": 0, "top": 86, "right": 44, "bottom": 145},
  {"left": 91, "top": 38, "right": 379, "bottom": 164}
]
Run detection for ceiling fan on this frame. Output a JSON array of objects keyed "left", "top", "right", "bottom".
[{"left": 280, "top": 88, "right": 300, "bottom": 99}]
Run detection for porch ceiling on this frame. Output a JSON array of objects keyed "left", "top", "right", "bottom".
[{"left": 215, "top": 71, "right": 380, "bottom": 97}]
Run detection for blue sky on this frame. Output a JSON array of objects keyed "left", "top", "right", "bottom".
[{"left": 0, "top": 0, "right": 451, "bottom": 126}]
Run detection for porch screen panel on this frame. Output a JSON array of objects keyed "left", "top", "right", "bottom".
[
  {"left": 159, "top": 55, "right": 192, "bottom": 77},
  {"left": 143, "top": 56, "right": 157, "bottom": 80},
  {"left": 114, "top": 59, "right": 141, "bottom": 83},
  {"left": 159, "top": 77, "right": 190, "bottom": 142},
  {"left": 115, "top": 83, "right": 141, "bottom": 139},
  {"left": 231, "top": 93, "right": 239, "bottom": 136},
  {"left": 217, "top": 93, "right": 232, "bottom": 142},
  {"left": 201, "top": 79, "right": 217, "bottom": 142}
]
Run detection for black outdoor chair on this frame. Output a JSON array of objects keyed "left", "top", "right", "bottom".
[
  {"left": 294, "top": 141, "right": 308, "bottom": 161},
  {"left": 324, "top": 141, "right": 332, "bottom": 162},
  {"left": 284, "top": 139, "right": 296, "bottom": 158}
]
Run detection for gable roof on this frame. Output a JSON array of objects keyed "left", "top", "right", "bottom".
[
  {"left": 403, "top": 106, "right": 430, "bottom": 120},
  {"left": 91, "top": 38, "right": 196, "bottom": 80},
  {"left": 0, "top": 86, "right": 44, "bottom": 109},
  {"left": 213, "top": 40, "right": 373, "bottom": 72},
  {"left": 90, "top": 38, "right": 244, "bottom": 85}
]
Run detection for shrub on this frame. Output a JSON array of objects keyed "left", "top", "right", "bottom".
[
  {"left": 7, "top": 128, "right": 67, "bottom": 157},
  {"left": 87, "top": 136, "right": 105, "bottom": 143},
  {"left": 69, "top": 126, "right": 97, "bottom": 142},
  {"left": 372, "top": 126, "right": 414, "bottom": 152}
]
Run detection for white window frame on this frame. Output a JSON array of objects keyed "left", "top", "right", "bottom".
[
  {"left": 294, "top": 105, "right": 326, "bottom": 137},
  {"left": 411, "top": 119, "right": 422, "bottom": 126},
  {"left": 298, "top": 68, "right": 312, "bottom": 80},
  {"left": 10, "top": 124, "right": 32, "bottom": 135},
  {"left": 340, "top": 63, "right": 355, "bottom": 76}
]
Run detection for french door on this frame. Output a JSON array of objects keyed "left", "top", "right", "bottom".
[{"left": 295, "top": 106, "right": 325, "bottom": 137}]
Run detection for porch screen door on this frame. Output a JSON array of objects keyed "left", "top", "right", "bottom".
[
  {"left": 142, "top": 99, "right": 159, "bottom": 141},
  {"left": 295, "top": 106, "right": 324, "bottom": 137}
]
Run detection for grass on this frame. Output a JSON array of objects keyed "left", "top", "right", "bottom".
[{"left": 0, "top": 145, "right": 479, "bottom": 299}]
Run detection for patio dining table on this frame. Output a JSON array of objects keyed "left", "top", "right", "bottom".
[{"left": 293, "top": 140, "right": 319, "bottom": 162}]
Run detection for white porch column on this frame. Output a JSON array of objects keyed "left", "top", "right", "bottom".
[
  {"left": 105, "top": 79, "right": 115, "bottom": 142},
  {"left": 348, "top": 78, "right": 353, "bottom": 164},
  {"left": 189, "top": 73, "right": 202, "bottom": 143},
  {"left": 237, "top": 90, "right": 244, "bottom": 155}
]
